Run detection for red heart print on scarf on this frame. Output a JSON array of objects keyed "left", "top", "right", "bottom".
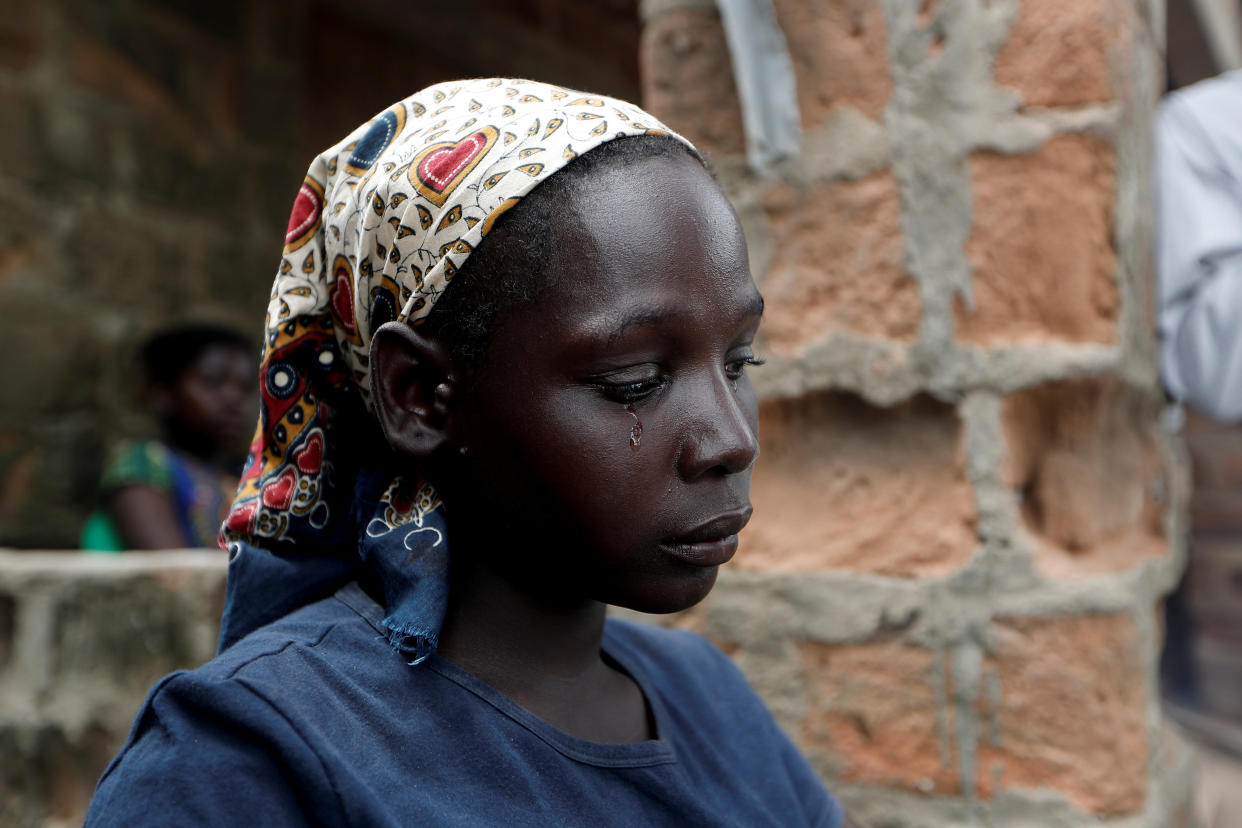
[{"left": 410, "top": 127, "right": 499, "bottom": 206}]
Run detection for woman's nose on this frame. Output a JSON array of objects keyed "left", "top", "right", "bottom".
[{"left": 676, "top": 373, "right": 760, "bottom": 481}]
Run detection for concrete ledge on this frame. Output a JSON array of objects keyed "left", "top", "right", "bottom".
[
  {"left": 0, "top": 549, "right": 228, "bottom": 575},
  {"left": 0, "top": 550, "right": 227, "bottom": 826}
]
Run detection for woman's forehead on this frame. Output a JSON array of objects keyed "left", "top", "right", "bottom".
[
  {"left": 506, "top": 159, "right": 757, "bottom": 345},
  {"left": 552, "top": 152, "right": 747, "bottom": 274}
]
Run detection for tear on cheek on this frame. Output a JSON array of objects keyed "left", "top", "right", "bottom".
[{"left": 626, "top": 404, "right": 643, "bottom": 451}]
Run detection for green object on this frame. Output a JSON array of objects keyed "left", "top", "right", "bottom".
[
  {"left": 80, "top": 511, "right": 124, "bottom": 554},
  {"left": 79, "top": 439, "right": 171, "bottom": 553},
  {"left": 103, "top": 440, "right": 175, "bottom": 493}
]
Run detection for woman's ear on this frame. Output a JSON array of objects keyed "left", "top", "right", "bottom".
[{"left": 369, "top": 321, "right": 457, "bottom": 459}]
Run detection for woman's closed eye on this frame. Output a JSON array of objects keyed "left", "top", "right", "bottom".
[
  {"left": 725, "top": 355, "right": 765, "bottom": 382},
  {"left": 591, "top": 353, "right": 765, "bottom": 404},
  {"left": 593, "top": 368, "right": 666, "bottom": 404}
]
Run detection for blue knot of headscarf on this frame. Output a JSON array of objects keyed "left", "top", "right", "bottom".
[{"left": 218, "top": 468, "right": 449, "bottom": 662}]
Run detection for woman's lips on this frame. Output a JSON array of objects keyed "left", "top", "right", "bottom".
[
  {"left": 659, "top": 507, "right": 752, "bottom": 567},
  {"left": 658, "top": 535, "right": 740, "bottom": 566}
]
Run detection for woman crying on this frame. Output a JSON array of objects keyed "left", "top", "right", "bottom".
[{"left": 86, "top": 78, "right": 854, "bottom": 828}]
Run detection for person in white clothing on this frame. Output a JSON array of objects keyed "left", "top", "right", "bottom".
[{"left": 1157, "top": 69, "right": 1242, "bottom": 422}]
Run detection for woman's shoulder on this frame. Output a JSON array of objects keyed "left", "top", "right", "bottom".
[
  {"left": 117, "top": 586, "right": 392, "bottom": 731},
  {"left": 99, "top": 438, "right": 176, "bottom": 491},
  {"left": 116, "top": 585, "right": 403, "bottom": 749},
  {"left": 184, "top": 583, "right": 410, "bottom": 707},
  {"left": 87, "top": 586, "right": 412, "bottom": 826},
  {"left": 603, "top": 616, "right": 749, "bottom": 692}
]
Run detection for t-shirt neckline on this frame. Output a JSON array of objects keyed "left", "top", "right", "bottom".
[{"left": 334, "top": 582, "right": 678, "bottom": 769}]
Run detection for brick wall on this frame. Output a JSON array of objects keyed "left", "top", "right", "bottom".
[
  {"left": 0, "top": 0, "right": 1199, "bottom": 825},
  {"left": 637, "top": 0, "right": 1195, "bottom": 825}
]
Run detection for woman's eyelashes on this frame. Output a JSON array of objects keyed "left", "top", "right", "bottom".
[
  {"left": 725, "top": 355, "right": 765, "bottom": 381},
  {"left": 592, "top": 354, "right": 765, "bottom": 403},
  {"left": 595, "top": 371, "right": 665, "bottom": 404}
]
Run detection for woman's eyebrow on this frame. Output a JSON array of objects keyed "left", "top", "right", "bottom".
[{"left": 603, "top": 306, "right": 685, "bottom": 346}]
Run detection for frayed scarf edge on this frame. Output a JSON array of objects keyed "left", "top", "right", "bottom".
[{"left": 382, "top": 616, "right": 439, "bottom": 666}]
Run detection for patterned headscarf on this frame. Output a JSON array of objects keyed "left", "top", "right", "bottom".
[{"left": 217, "top": 79, "right": 693, "bottom": 658}]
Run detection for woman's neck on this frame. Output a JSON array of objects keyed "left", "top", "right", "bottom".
[
  {"left": 437, "top": 554, "right": 607, "bottom": 689},
  {"left": 435, "top": 554, "right": 651, "bottom": 743}
]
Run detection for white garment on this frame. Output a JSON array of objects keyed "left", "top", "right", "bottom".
[
  {"left": 1157, "top": 70, "right": 1242, "bottom": 421},
  {"left": 713, "top": 0, "right": 800, "bottom": 173}
]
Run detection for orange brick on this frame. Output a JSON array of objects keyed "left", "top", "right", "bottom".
[
  {"left": 799, "top": 639, "right": 957, "bottom": 792},
  {"left": 1002, "top": 378, "right": 1167, "bottom": 576},
  {"left": 959, "top": 134, "right": 1118, "bottom": 345},
  {"left": 770, "top": 0, "right": 892, "bottom": 127},
  {"left": 760, "top": 173, "right": 920, "bottom": 354},
  {"left": 640, "top": 9, "right": 746, "bottom": 159},
  {"left": 745, "top": 393, "right": 976, "bottom": 576},
  {"left": 980, "top": 613, "right": 1149, "bottom": 816},
  {"left": 800, "top": 613, "right": 1149, "bottom": 815},
  {"left": 993, "top": 0, "right": 1127, "bottom": 108}
]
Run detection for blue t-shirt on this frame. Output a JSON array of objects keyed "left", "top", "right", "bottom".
[{"left": 87, "top": 584, "right": 844, "bottom": 827}]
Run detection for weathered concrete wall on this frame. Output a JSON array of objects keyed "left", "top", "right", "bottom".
[
  {"left": 637, "top": 0, "right": 1195, "bottom": 825},
  {"left": 0, "top": 552, "right": 227, "bottom": 827}
]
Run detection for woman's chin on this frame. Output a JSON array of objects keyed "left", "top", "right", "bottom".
[{"left": 605, "top": 567, "right": 719, "bottom": 616}]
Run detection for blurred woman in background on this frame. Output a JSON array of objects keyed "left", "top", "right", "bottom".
[{"left": 80, "top": 323, "right": 254, "bottom": 551}]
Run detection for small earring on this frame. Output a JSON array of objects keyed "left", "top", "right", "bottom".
[
  {"left": 458, "top": 445, "right": 469, "bottom": 457},
  {"left": 434, "top": 382, "right": 452, "bottom": 402}
]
